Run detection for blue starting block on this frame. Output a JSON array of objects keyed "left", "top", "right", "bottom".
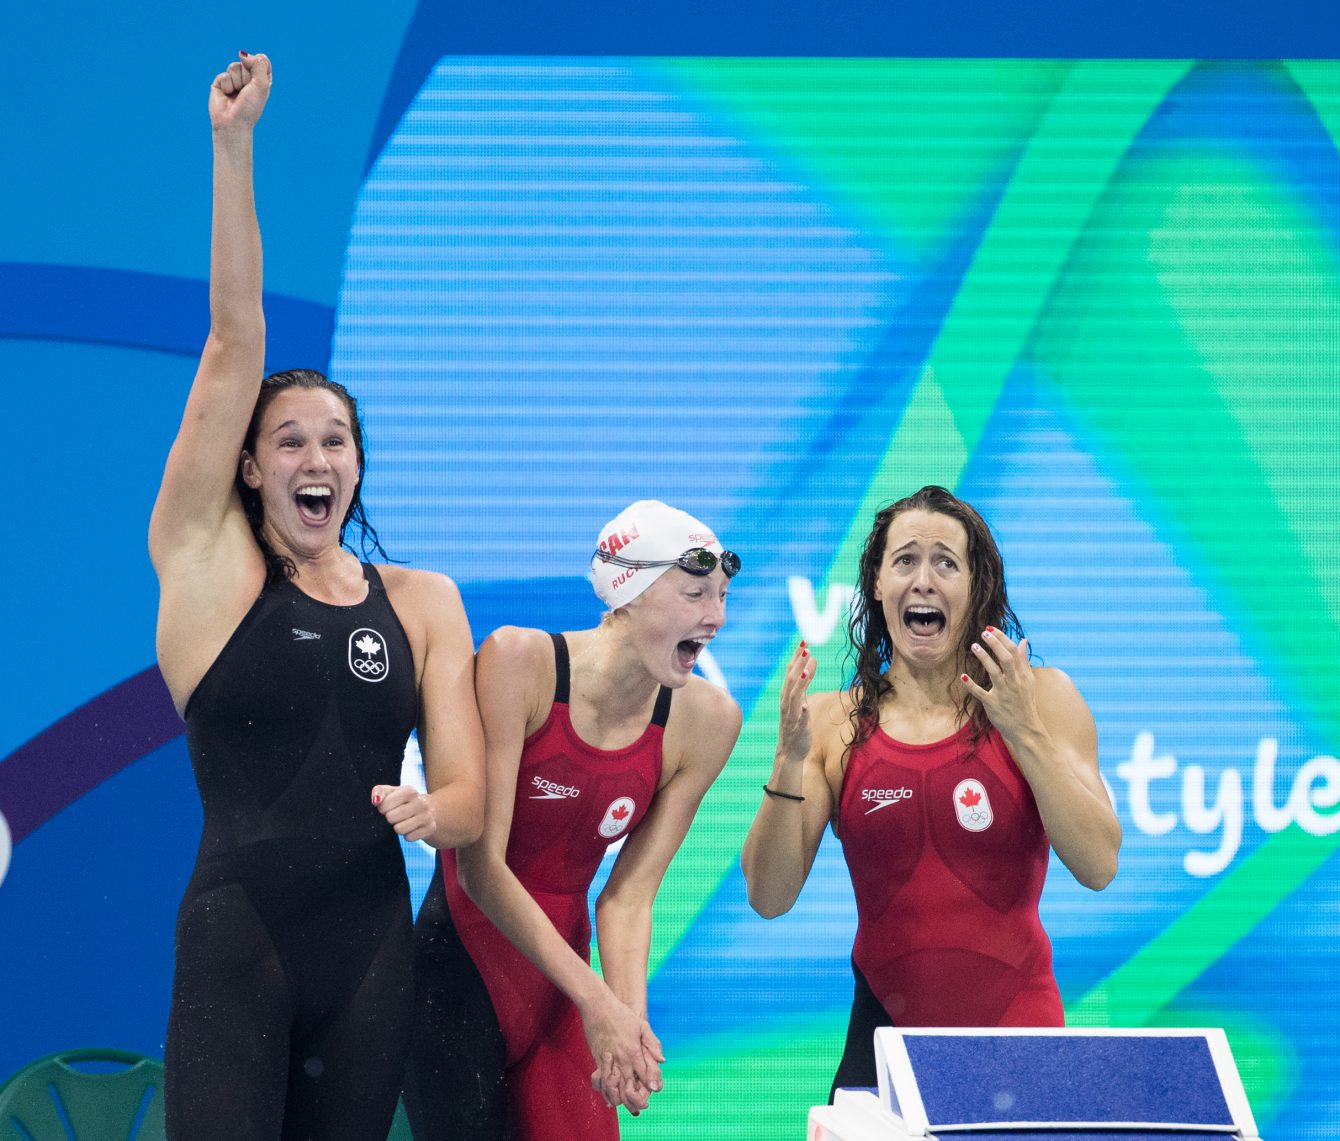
[{"left": 808, "top": 1028, "right": 1261, "bottom": 1141}]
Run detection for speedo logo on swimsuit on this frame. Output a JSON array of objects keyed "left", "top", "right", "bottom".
[
  {"left": 292, "top": 627, "right": 321, "bottom": 641},
  {"left": 530, "top": 776, "right": 581, "bottom": 800},
  {"left": 862, "top": 786, "right": 914, "bottom": 814}
]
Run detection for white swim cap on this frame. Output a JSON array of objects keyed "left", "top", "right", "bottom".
[{"left": 589, "top": 500, "right": 723, "bottom": 608}]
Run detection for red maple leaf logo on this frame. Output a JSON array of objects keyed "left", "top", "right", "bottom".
[
  {"left": 611, "top": 804, "right": 630, "bottom": 821},
  {"left": 959, "top": 787, "right": 981, "bottom": 808}
]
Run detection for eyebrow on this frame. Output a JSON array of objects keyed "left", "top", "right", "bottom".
[
  {"left": 268, "top": 418, "right": 352, "bottom": 437},
  {"left": 890, "top": 539, "right": 964, "bottom": 557}
]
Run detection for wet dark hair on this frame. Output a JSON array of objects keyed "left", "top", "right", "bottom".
[
  {"left": 845, "top": 485, "right": 1023, "bottom": 754},
  {"left": 236, "top": 369, "right": 390, "bottom": 585}
]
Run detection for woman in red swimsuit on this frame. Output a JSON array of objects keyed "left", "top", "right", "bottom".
[
  {"left": 406, "top": 500, "right": 743, "bottom": 1140},
  {"left": 742, "top": 485, "right": 1119, "bottom": 1095}
]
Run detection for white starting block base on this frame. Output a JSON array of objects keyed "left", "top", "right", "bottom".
[{"left": 809, "top": 1027, "right": 1261, "bottom": 1141}]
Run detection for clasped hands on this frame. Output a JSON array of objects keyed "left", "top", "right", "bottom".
[{"left": 584, "top": 991, "right": 665, "bottom": 1116}]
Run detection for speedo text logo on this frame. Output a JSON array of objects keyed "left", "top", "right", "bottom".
[
  {"left": 530, "top": 776, "right": 581, "bottom": 800},
  {"left": 862, "top": 787, "right": 914, "bottom": 814}
]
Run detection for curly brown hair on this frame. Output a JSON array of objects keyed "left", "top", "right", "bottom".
[{"left": 844, "top": 485, "right": 1023, "bottom": 755}]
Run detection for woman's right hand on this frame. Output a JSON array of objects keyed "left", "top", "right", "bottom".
[
  {"left": 741, "top": 642, "right": 832, "bottom": 918},
  {"left": 777, "top": 640, "right": 815, "bottom": 767},
  {"left": 582, "top": 987, "right": 664, "bottom": 1114},
  {"left": 209, "top": 52, "right": 271, "bottom": 131}
]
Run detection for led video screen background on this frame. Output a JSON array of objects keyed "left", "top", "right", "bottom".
[
  {"left": 341, "top": 57, "right": 1340, "bottom": 1138},
  {"left": 1, "top": 13, "right": 1338, "bottom": 1140}
]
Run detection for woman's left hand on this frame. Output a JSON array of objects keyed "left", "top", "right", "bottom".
[
  {"left": 371, "top": 784, "right": 437, "bottom": 843},
  {"left": 960, "top": 627, "right": 1041, "bottom": 741}
]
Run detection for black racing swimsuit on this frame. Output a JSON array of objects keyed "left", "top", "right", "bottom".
[{"left": 164, "top": 564, "right": 418, "bottom": 1140}]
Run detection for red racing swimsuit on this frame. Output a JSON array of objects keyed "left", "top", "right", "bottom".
[
  {"left": 837, "top": 723, "right": 1063, "bottom": 1027},
  {"left": 440, "top": 633, "right": 668, "bottom": 1140}
]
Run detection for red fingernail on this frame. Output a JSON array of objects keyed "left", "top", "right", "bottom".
[
  {"left": 801, "top": 648, "right": 808, "bottom": 657},
  {"left": 240, "top": 50, "right": 249, "bottom": 56},
  {"left": 800, "top": 640, "right": 807, "bottom": 647},
  {"left": 986, "top": 626, "right": 995, "bottom": 632},
  {"left": 372, "top": 795, "right": 382, "bottom": 805},
  {"left": 961, "top": 673, "right": 970, "bottom": 682}
]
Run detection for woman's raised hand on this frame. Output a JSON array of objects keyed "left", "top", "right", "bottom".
[
  {"left": 776, "top": 640, "right": 815, "bottom": 767},
  {"left": 209, "top": 52, "right": 271, "bottom": 131}
]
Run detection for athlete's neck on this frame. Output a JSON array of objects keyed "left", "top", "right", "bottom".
[
  {"left": 880, "top": 657, "right": 966, "bottom": 737},
  {"left": 566, "top": 624, "right": 662, "bottom": 730},
  {"left": 266, "top": 533, "right": 368, "bottom": 606}
]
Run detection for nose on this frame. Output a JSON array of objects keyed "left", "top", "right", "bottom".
[
  {"left": 706, "top": 591, "right": 727, "bottom": 631},
  {"left": 303, "top": 441, "right": 331, "bottom": 470}
]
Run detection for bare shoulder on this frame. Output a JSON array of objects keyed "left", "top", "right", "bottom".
[
  {"left": 475, "top": 625, "right": 555, "bottom": 732},
  {"left": 1031, "top": 665, "right": 1097, "bottom": 743},
  {"left": 377, "top": 564, "right": 463, "bottom": 612},
  {"left": 1031, "top": 665, "right": 1087, "bottom": 710},
  {"left": 674, "top": 675, "right": 743, "bottom": 738},
  {"left": 662, "top": 676, "right": 741, "bottom": 783},
  {"left": 809, "top": 688, "right": 853, "bottom": 724},
  {"left": 477, "top": 624, "right": 554, "bottom": 675},
  {"left": 375, "top": 566, "right": 472, "bottom": 661},
  {"left": 810, "top": 688, "right": 855, "bottom": 744}
]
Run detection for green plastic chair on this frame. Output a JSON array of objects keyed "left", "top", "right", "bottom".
[{"left": 0, "top": 1048, "right": 165, "bottom": 1140}]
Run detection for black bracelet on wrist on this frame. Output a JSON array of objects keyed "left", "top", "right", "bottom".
[{"left": 763, "top": 784, "right": 805, "bottom": 802}]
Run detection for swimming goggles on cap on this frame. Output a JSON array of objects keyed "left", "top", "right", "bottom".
[{"left": 593, "top": 546, "right": 741, "bottom": 577}]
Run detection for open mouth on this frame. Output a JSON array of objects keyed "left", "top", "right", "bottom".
[
  {"left": 295, "top": 485, "right": 334, "bottom": 526},
  {"left": 676, "top": 636, "right": 710, "bottom": 670},
  {"left": 903, "top": 605, "right": 946, "bottom": 637}
]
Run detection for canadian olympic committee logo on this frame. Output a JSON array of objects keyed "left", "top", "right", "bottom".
[
  {"left": 348, "top": 628, "right": 389, "bottom": 683},
  {"left": 953, "top": 778, "right": 993, "bottom": 832},
  {"left": 598, "top": 797, "right": 636, "bottom": 839}
]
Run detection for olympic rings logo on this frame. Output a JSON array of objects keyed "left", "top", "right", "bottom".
[{"left": 348, "top": 628, "right": 390, "bottom": 684}]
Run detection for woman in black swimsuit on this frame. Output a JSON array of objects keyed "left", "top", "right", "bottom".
[{"left": 148, "top": 53, "right": 485, "bottom": 1139}]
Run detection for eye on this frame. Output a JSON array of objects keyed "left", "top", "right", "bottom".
[{"left": 325, "top": 437, "right": 346, "bottom": 448}]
